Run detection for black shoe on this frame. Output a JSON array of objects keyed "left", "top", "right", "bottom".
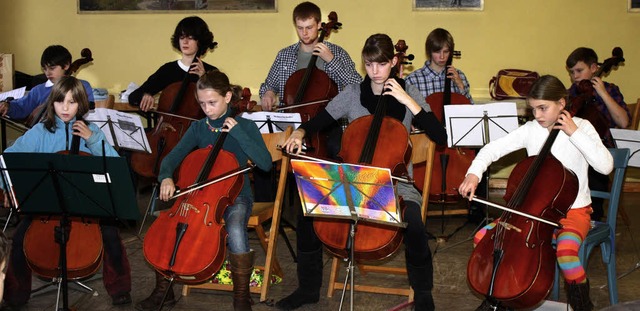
[{"left": 112, "top": 292, "right": 132, "bottom": 306}]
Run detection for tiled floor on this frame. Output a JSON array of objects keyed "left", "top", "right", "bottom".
[{"left": 3, "top": 188, "right": 640, "bottom": 310}]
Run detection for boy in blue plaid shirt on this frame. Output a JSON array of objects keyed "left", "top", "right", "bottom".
[{"left": 566, "top": 47, "right": 630, "bottom": 221}]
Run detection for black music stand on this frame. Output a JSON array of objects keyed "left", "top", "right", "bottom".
[
  {"left": 0, "top": 151, "right": 139, "bottom": 310},
  {"left": 290, "top": 159, "right": 405, "bottom": 311},
  {"left": 436, "top": 102, "right": 519, "bottom": 249}
]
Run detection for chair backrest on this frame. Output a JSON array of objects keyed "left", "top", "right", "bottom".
[
  {"left": 261, "top": 127, "right": 293, "bottom": 164},
  {"left": 591, "top": 148, "right": 630, "bottom": 232},
  {"left": 409, "top": 132, "right": 437, "bottom": 222},
  {"left": 626, "top": 99, "right": 640, "bottom": 130}
]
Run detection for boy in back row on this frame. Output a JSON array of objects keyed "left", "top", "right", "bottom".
[{"left": 0, "top": 45, "right": 94, "bottom": 121}]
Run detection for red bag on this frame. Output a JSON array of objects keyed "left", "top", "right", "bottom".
[{"left": 489, "top": 69, "right": 540, "bottom": 100}]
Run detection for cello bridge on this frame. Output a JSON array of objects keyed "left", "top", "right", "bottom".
[
  {"left": 498, "top": 221, "right": 522, "bottom": 233},
  {"left": 178, "top": 202, "right": 199, "bottom": 216},
  {"left": 160, "top": 123, "right": 177, "bottom": 132}
]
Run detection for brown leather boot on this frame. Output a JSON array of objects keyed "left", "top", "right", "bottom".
[
  {"left": 565, "top": 279, "right": 594, "bottom": 311},
  {"left": 229, "top": 251, "right": 255, "bottom": 311},
  {"left": 134, "top": 272, "right": 176, "bottom": 311}
]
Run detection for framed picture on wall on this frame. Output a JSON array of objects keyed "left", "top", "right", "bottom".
[
  {"left": 630, "top": 0, "right": 640, "bottom": 12},
  {"left": 414, "top": 0, "right": 483, "bottom": 11},
  {"left": 78, "top": 0, "right": 276, "bottom": 13}
]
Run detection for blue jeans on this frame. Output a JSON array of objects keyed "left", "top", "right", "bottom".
[{"left": 223, "top": 195, "right": 252, "bottom": 254}]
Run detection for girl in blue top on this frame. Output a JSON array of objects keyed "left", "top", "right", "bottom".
[{"left": 0, "top": 76, "right": 132, "bottom": 308}]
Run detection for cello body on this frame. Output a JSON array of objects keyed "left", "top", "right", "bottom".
[
  {"left": 313, "top": 96, "right": 410, "bottom": 261},
  {"left": 467, "top": 133, "right": 579, "bottom": 308},
  {"left": 130, "top": 82, "right": 205, "bottom": 178},
  {"left": 143, "top": 145, "right": 242, "bottom": 284},
  {"left": 24, "top": 216, "right": 103, "bottom": 279}
]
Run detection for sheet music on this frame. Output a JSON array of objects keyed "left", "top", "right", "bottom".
[
  {"left": 240, "top": 111, "right": 301, "bottom": 133},
  {"left": 611, "top": 128, "right": 640, "bottom": 167},
  {"left": 84, "top": 108, "right": 150, "bottom": 153},
  {"left": 0, "top": 86, "right": 26, "bottom": 101},
  {"left": 444, "top": 102, "right": 519, "bottom": 147}
]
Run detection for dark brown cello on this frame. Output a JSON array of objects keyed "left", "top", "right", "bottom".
[
  {"left": 313, "top": 86, "right": 409, "bottom": 260},
  {"left": 568, "top": 47, "right": 625, "bottom": 148},
  {"left": 280, "top": 12, "right": 341, "bottom": 157},
  {"left": 142, "top": 128, "right": 243, "bottom": 283},
  {"left": 130, "top": 70, "right": 205, "bottom": 178},
  {"left": 424, "top": 50, "right": 474, "bottom": 203},
  {"left": 23, "top": 124, "right": 103, "bottom": 280},
  {"left": 467, "top": 126, "right": 579, "bottom": 309}
]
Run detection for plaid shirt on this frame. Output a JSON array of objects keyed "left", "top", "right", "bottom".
[
  {"left": 259, "top": 41, "right": 362, "bottom": 101},
  {"left": 405, "top": 60, "right": 473, "bottom": 104},
  {"left": 568, "top": 81, "right": 629, "bottom": 128}
]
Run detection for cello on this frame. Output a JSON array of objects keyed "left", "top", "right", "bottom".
[
  {"left": 280, "top": 11, "right": 341, "bottom": 157},
  {"left": 130, "top": 42, "right": 216, "bottom": 178},
  {"left": 393, "top": 39, "right": 414, "bottom": 79},
  {"left": 466, "top": 126, "right": 579, "bottom": 309},
  {"left": 568, "top": 47, "right": 625, "bottom": 148},
  {"left": 142, "top": 126, "right": 243, "bottom": 283},
  {"left": 23, "top": 123, "right": 103, "bottom": 280},
  {"left": 312, "top": 85, "right": 409, "bottom": 260},
  {"left": 424, "top": 50, "right": 474, "bottom": 203}
]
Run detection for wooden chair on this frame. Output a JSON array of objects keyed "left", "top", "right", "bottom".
[
  {"left": 182, "top": 127, "right": 293, "bottom": 302},
  {"left": 326, "top": 132, "right": 436, "bottom": 300}
]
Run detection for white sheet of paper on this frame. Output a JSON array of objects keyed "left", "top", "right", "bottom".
[
  {"left": 610, "top": 128, "right": 640, "bottom": 167},
  {"left": 240, "top": 111, "right": 301, "bottom": 133},
  {"left": 443, "top": 102, "right": 519, "bottom": 147},
  {"left": 0, "top": 86, "right": 26, "bottom": 102},
  {"left": 84, "top": 108, "right": 151, "bottom": 153}
]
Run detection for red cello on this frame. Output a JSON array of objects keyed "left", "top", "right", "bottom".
[
  {"left": 24, "top": 125, "right": 103, "bottom": 280},
  {"left": 467, "top": 127, "right": 579, "bottom": 309},
  {"left": 568, "top": 47, "right": 625, "bottom": 148},
  {"left": 142, "top": 129, "right": 243, "bottom": 283},
  {"left": 280, "top": 11, "right": 341, "bottom": 157},
  {"left": 424, "top": 50, "right": 474, "bottom": 203},
  {"left": 313, "top": 90, "right": 409, "bottom": 260}
]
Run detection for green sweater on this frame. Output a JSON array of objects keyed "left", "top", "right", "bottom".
[{"left": 158, "top": 109, "right": 272, "bottom": 198}]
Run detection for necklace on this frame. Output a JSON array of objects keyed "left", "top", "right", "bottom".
[{"left": 206, "top": 118, "right": 224, "bottom": 132}]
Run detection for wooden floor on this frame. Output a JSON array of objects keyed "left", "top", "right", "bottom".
[{"left": 3, "top": 188, "right": 640, "bottom": 311}]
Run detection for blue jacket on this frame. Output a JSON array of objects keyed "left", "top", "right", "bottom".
[{"left": 8, "top": 80, "right": 94, "bottom": 120}]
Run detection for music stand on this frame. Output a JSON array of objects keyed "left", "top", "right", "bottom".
[
  {"left": 0, "top": 151, "right": 139, "bottom": 310},
  {"left": 437, "top": 102, "right": 519, "bottom": 248},
  {"left": 239, "top": 111, "right": 301, "bottom": 134},
  {"left": 610, "top": 128, "right": 640, "bottom": 280},
  {"left": 85, "top": 108, "right": 151, "bottom": 153},
  {"left": 290, "top": 159, "right": 405, "bottom": 311}
]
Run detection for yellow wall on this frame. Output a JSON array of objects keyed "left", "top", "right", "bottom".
[{"left": 1, "top": 0, "right": 639, "bottom": 102}]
